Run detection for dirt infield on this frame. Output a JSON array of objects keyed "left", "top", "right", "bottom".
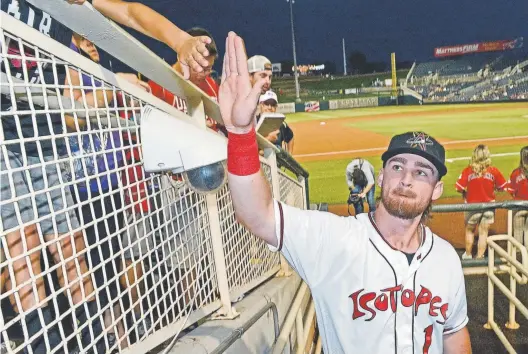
[
  {"left": 291, "top": 122, "right": 389, "bottom": 160},
  {"left": 327, "top": 195, "right": 510, "bottom": 249}
]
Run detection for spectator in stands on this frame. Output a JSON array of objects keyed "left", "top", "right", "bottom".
[
  {"left": 508, "top": 146, "right": 528, "bottom": 246},
  {"left": 1, "top": 1, "right": 214, "bottom": 353},
  {"left": 345, "top": 158, "right": 376, "bottom": 214},
  {"left": 456, "top": 145, "right": 508, "bottom": 259},
  {"left": 256, "top": 91, "right": 295, "bottom": 154},
  {"left": 248, "top": 55, "right": 273, "bottom": 94}
]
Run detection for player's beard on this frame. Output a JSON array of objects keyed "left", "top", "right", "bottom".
[{"left": 381, "top": 186, "right": 430, "bottom": 220}]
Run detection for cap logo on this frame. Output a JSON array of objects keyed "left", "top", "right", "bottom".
[{"left": 406, "top": 132, "right": 433, "bottom": 151}]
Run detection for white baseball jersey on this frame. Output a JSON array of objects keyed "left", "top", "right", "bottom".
[{"left": 269, "top": 201, "right": 468, "bottom": 354}]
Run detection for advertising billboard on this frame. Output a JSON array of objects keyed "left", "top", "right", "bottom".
[{"left": 434, "top": 37, "right": 523, "bottom": 58}]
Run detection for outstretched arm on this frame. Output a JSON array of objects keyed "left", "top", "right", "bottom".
[
  {"left": 91, "top": 0, "right": 211, "bottom": 78},
  {"left": 219, "top": 32, "right": 277, "bottom": 246}
]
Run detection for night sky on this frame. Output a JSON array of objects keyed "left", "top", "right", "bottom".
[{"left": 119, "top": 0, "right": 527, "bottom": 72}]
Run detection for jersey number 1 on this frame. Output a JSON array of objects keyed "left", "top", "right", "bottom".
[{"left": 422, "top": 325, "right": 433, "bottom": 354}]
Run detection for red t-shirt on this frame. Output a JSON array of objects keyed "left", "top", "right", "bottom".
[
  {"left": 148, "top": 80, "right": 188, "bottom": 113},
  {"left": 455, "top": 166, "right": 508, "bottom": 203},
  {"left": 508, "top": 167, "right": 528, "bottom": 200},
  {"left": 148, "top": 76, "right": 219, "bottom": 121}
]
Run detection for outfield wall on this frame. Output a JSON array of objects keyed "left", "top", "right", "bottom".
[
  {"left": 277, "top": 95, "right": 527, "bottom": 114},
  {"left": 277, "top": 95, "right": 388, "bottom": 113}
]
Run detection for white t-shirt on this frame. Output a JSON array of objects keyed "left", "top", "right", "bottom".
[{"left": 269, "top": 201, "right": 468, "bottom": 354}]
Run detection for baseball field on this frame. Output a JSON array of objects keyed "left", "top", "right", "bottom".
[{"left": 288, "top": 101, "right": 528, "bottom": 247}]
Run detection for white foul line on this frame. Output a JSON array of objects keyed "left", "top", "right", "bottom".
[
  {"left": 445, "top": 152, "right": 518, "bottom": 163},
  {"left": 294, "top": 135, "right": 528, "bottom": 158}
]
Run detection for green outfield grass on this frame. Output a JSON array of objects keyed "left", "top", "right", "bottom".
[
  {"left": 346, "top": 108, "right": 528, "bottom": 140},
  {"left": 293, "top": 103, "right": 527, "bottom": 204}
]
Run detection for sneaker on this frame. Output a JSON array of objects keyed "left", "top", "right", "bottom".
[{"left": 461, "top": 252, "right": 473, "bottom": 260}]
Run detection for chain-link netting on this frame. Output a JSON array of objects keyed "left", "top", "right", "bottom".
[{"left": 0, "top": 24, "right": 220, "bottom": 354}]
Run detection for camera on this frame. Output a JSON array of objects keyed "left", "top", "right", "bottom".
[
  {"left": 347, "top": 193, "right": 362, "bottom": 205},
  {"left": 140, "top": 105, "right": 228, "bottom": 194}
]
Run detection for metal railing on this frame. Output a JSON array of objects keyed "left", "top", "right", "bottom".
[
  {"left": 271, "top": 282, "right": 320, "bottom": 354},
  {"left": 0, "top": 4, "right": 308, "bottom": 354},
  {"left": 484, "top": 211, "right": 528, "bottom": 354},
  {"left": 432, "top": 201, "right": 528, "bottom": 353},
  {"left": 209, "top": 301, "right": 279, "bottom": 354}
]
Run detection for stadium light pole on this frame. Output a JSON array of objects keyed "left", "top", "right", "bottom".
[{"left": 287, "top": 0, "right": 301, "bottom": 102}]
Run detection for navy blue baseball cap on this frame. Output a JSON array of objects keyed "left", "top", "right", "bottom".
[{"left": 381, "top": 132, "right": 447, "bottom": 178}]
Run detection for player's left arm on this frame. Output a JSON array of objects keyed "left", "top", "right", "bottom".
[{"left": 443, "top": 327, "right": 471, "bottom": 354}]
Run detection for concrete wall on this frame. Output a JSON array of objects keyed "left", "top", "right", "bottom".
[{"left": 167, "top": 274, "right": 302, "bottom": 354}]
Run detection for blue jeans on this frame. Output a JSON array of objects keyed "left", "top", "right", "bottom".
[{"left": 350, "top": 185, "right": 376, "bottom": 214}]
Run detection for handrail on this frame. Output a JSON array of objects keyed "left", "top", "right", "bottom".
[
  {"left": 485, "top": 222, "right": 528, "bottom": 354},
  {"left": 432, "top": 200, "right": 528, "bottom": 213},
  {"left": 276, "top": 150, "right": 310, "bottom": 207},
  {"left": 210, "top": 301, "right": 280, "bottom": 354},
  {"left": 488, "top": 235, "right": 528, "bottom": 284},
  {"left": 276, "top": 150, "right": 310, "bottom": 179},
  {"left": 272, "top": 282, "right": 310, "bottom": 354}
]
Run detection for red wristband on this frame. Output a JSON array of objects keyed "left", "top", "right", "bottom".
[{"left": 227, "top": 128, "right": 260, "bottom": 176}]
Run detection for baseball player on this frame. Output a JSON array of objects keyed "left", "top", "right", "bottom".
[{"left": 219, "top": 32, "right": 471, "bottom": 354}]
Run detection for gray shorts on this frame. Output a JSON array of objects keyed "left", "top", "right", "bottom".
[
  {"left": 122, "top": 198, "right": 205, "bottom": 269},
  {"left": 0, "top": 149, "right": 80, "bottom": 235},
  {"left": 465, "top": 210, "right": 495, "bottom": 225}
]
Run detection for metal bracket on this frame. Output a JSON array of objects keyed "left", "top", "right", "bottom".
[{"left": 211, "top": 305, "right": 240, "bottom": 320}]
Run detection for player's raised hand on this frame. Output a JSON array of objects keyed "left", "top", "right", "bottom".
[
  {"left": 219, "top": 32, "right": 266, "bottom": 134},
  {"left": 178, "top": 35, "right": 212, "bottom": 79}
]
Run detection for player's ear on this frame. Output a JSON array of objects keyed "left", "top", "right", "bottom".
[{"left": 431, "top": 180, "right": 444, "bottom": 201}]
